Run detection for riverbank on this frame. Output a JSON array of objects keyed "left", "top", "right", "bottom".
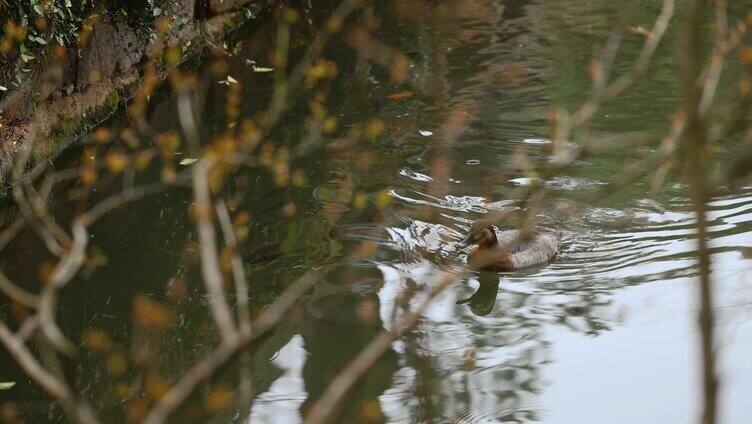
[{"left": 0, "top": 0, "right": 267, "bottom": 187}]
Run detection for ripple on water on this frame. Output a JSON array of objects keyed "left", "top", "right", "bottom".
[
  {"left": 371, "top": 186, "right": 752, "bottom": 299},
  {"left": 398, "top": 167, "right": 433, "bottom": 182},
  {"left": 521, "top": 137, "right": 552, "bottom": 145},
  {"left": 390, "top": 188, "right": 491, "bottom": 213},
  {"left": 507, "top": 175, "right": 605, "bottom": 191}
]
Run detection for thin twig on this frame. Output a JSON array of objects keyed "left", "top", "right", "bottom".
[
  {"left": 0, "top": 322, "right": 99, "bottom": 424},
  {"left": 192, "top": 158, "right": 239, "bottom": 343},
  {"left": 0, "top": 268, "right": 39, "bottom": 307},
  {"left": 215, "top": 199, "right": 251, "bottom": 334},
  {"left": 216, "top": 198, "right": 254, "bottom": 408},
  {"left": 303, "top": 272, "right": 460, "bottom": 424},
  {"left": 142, "top": 268, "right": 326, "bottom": 424},
  {"left": 679, "top": 1, "right": 717, "bottom": 424}
]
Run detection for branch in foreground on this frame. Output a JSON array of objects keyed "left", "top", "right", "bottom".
[
  {"left": 678, "top": 1, "right": 717, "bottom": 424},
  {"left": 303, "top": 272, "right": 460, "bottom": 424},
  {"left": 0, "top": 322, "right": 99, "bottom": 424},
  {"left": 191, "top": 158, "right": 239, "bottom": 343},
  {"left": 142, "top": 267, "right": 327, "bottom": 424}
]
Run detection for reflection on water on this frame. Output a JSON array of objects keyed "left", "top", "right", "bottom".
[
  {"left": 457, "top": 272, "right": 501, "bottom": 316},
  {"left": 2, "top": 0, "right": 752, "bottom": 423}
]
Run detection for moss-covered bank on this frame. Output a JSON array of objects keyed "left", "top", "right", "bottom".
[{"left": 0, "top": 0, "right": 268, "bottom": 186}]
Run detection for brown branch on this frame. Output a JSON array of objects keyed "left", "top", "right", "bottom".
[
  {"left": 0, "top": 322, "right": 99, "bottom": 424},
  {"left": 11, "top": 177, "right": 68, "bottom": 258},
  {"left": 142, "top": 268, "right": 326, "bottom": 424},
  {"left": 215, "top": 199, "right": 251, "bottom": 334},
  {"left": 679, "top": 1, "right": 717, "bottom": 424},
  {"left": 303, "top": 272, "right": 460, "bottom": 424},
  {"left": 259, "top": 0, "right": 361, "bottom": 131},
  {"left": 535, "top": 0, "right": 676, "bottom": 195},
  {"left": 82, "top": 177, "right": 186, "bottom": 227},
  {"left": 215, "top": 198, "right": 254, "bottom": 406},
  {"left": 575, "top": 0, "right": 675, "bottom": 126},
  {"left": 0, "top": 216, "right": 26, "bottom": 252},
  {"left": 0, "top": 267, "right": 39, "bottom": 307},
  {"left": 192, "top": 158, "right": 239, "bottom": 343},
  {"left": 32, "top": 217, "right": 92, "bottom": 359}
]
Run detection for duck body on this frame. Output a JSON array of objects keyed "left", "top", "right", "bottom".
[{"left": 461, "top": 220, "right": 561, "bottom": 272}]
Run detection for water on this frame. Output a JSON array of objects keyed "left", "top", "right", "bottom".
[{"left": 2, "top": 0, "right": 752, "bottom": 423}]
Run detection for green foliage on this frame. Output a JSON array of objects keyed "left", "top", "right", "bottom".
[{"left": 0, "top": 0, "right": 162, "bottom": 89}]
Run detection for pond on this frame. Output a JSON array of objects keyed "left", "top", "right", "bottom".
[{"left": 2, "top": 0, "right": 752, "bottom": 423}]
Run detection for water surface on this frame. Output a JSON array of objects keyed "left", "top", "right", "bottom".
[{"left": 2, "top": 1, "right": 752, "bottom": 423}]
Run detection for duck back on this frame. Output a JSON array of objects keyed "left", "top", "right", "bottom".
[{"left": 508, "top": 232, "right": 560, "bottom": 269}]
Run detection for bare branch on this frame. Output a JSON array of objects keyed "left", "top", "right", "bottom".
[
  {"left": 216, "top": 198, "right": 254, "bottom": 406},
  {"left": 142, "top": 268, "right": 326, "bottom": 424},
  {"left": 678, "top": 1, "right": 717, "bottom": 424},
  {"left": 303, "top": 272, "right": 460, "bottom": 424},
  {"left": 0, "top": 267, "right": 39, "bottom": 307},
  {"left": 192, "top": 158, "right": 238, "bottom": 343},
  {"left": 599, "top": 0, "right": 675, "bottom": 102},
  {"left": 0, "top": 322, "right": 99, "bottom": 424},
  {"left": 215, "top": 199, "right": 251, "bottom": 334},
  {"left": 0, "top": 216, "right": 26, "bottom": 252},
  {"left": 260, "top": 0, "right": 361, "bottom": 130},
  {"left": 29, "top": 216, "right": 89, "bottom": 358}
]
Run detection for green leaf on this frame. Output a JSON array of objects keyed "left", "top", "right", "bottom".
[
  {"left": 0, "top": 382, "right": 16, "bottom": 390},
  {"left": 179, "top": 158, "right": 198, "bottom": 166}
]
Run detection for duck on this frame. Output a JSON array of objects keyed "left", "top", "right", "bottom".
[{"left": 458, "top": 219, "right": 561, "bottom": 272}]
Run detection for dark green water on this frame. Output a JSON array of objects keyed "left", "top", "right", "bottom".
[{"left": 2, "top": 1, "right": 752, "bottom": 423}]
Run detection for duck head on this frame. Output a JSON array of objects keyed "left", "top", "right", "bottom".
[{"left": 459, "top": 219, "right": 498, "bottom": 248}]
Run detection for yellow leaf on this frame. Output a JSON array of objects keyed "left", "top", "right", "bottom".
[
  {"left": 82, "top": 329, "right": 112, "bottom": 351},
  {"left": 204, "top": 385, "right": 235, "bottom": 412},
  {"left": 106, "top": 152, "right": 127, "bottom": 173}
]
